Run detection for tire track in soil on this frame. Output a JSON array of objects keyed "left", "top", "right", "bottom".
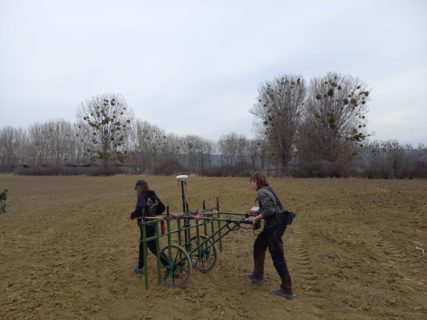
[
  {"left": 377, "top": 236, "right": 409, "bottom": 265},
  {"left": 369, "top": 232, "right": 427, "bottom": 318},
  {"left": 293, "top": 248, "right": 320, "bottom": 296},
  {"left": 375, "top": 234, "right": 426, "bottom": 288},
  {"left": 291, "top": 230, "right": 328, "bottom": 319}
]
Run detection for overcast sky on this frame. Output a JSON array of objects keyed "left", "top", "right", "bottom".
[{"left": 0, "top": 0, "right": 426, "bottom": 144}]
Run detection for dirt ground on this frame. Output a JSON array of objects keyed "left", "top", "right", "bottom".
[{"left": 0, "top": 175, "right": 426, "bottom": 320}]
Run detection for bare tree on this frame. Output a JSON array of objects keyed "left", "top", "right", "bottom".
[
  {"left": 163, "top": 133, "right": 182, "bottom": 159},
  {"left": 0, "top": 127, "right": 28, "bottom": 171},
  {"left": 131, "top": 120, "right": 168, "bottom": 172},
  {"left": 24, "top": 120, "right": 79, "bottom": 171},
  {"left": 180, "top": 135, "right": 213, "bottom": 172},
  {"left": 77, "top": 93, "right": 133, "bottom": 169},
  {"left": 297, "top": 73, "right": 370, "bottom": 162},
  {"left": 358, "top": 140, "right": 427, "bottom": 178},
  {"left": 218, "top": 133, "right": 250, "bottom": 166},
  {"left": 247, "top": 138, "right": 268, "bottom": 170},
  {"left": 73, "top": 122, "right": 91, "bottom": 166},
  {"left": 251, "top": 74, "right": 306, "bottom": 169}
]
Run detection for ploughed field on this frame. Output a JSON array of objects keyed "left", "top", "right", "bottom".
[{"left": 0, "top": 175, "right": 426, "bottom": 320}]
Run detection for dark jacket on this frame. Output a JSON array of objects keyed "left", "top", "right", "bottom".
[
  {"left": 130, "top": 190, "right": 165, "bottom": 220},
  {"left": 257, "top": 186, "right": 283, "bottom": 229}
]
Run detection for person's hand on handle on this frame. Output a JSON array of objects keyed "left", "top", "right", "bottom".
[{"left": 251, "top": 214, "right": 263, "bottom": 225}]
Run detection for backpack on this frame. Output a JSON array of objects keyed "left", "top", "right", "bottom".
[
  {"left": 143, "top": 193, "right": 166, "bottom": 216},
  {"left": 262, "top": 188, "right": 296, "bottom": 226}
]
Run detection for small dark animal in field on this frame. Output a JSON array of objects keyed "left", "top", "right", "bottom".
[{"left": 0, "top": 189, "right": 8, "bottom": 213}]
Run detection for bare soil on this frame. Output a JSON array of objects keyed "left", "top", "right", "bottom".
[{"left": 0, "top": 175, "right": 426, "bottom": 320}]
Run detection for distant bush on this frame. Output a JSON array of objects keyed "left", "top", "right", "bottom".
[
  {"left": 290, "top": 160, "right": 354, "bottom": 178},
  {"left": 151, "top": 159, "right": 185, "bottom": 176},
  {"left": 15, "top": 165, "right": 126, "bottom": 176},
  {"left": 357, "top": 141, "right": 427, "bottom": 179},
  {"left": 17, "top": 166, "right": 84, "bottom": 176},
  {"left": 202, "top": 163, "right": 255, "bottom": 177}
]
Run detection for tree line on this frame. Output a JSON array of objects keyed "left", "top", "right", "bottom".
[{"left": 1, "top": 73, "right": 426, "bottom": 178}]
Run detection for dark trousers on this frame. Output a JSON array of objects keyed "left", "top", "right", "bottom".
[
  {"left": 138, "top": 224, "right": 169, "bottom": 268},
  {"left": 253, "top": 224, "right": 292, "bottom": 290}
]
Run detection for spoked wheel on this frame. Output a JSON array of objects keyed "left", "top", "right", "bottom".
[
  {"left": 190, "top": 235, "right": 217, "bottom": 273},
  {"left": 161, "top": 244, "right": 192, "bottom": 288}
]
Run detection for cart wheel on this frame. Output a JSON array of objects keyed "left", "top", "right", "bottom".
[
  {"left": 161, "top": 244, "right": 192, "bottom": 288},
  {"left": 190, "top": 235, "right": 217, "bottom": 273}
]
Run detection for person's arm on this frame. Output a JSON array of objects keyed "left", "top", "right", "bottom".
[
  {"left": 130, "top": 207, "right": 142, "bottom": 220},
  {"left": 251, "top": 189, "right": 274, "bottom": 224},
  {"left": 130, "top": 195, "right": 146, "bottom": 220}
]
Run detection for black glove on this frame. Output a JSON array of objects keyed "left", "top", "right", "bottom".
[{"left": 130, "top": 210, "right": 141, "bottom": 220}]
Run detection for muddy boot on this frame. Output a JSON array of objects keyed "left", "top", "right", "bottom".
[{"left": 272, "top": 275, "right": 294, "bottom": 299}]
